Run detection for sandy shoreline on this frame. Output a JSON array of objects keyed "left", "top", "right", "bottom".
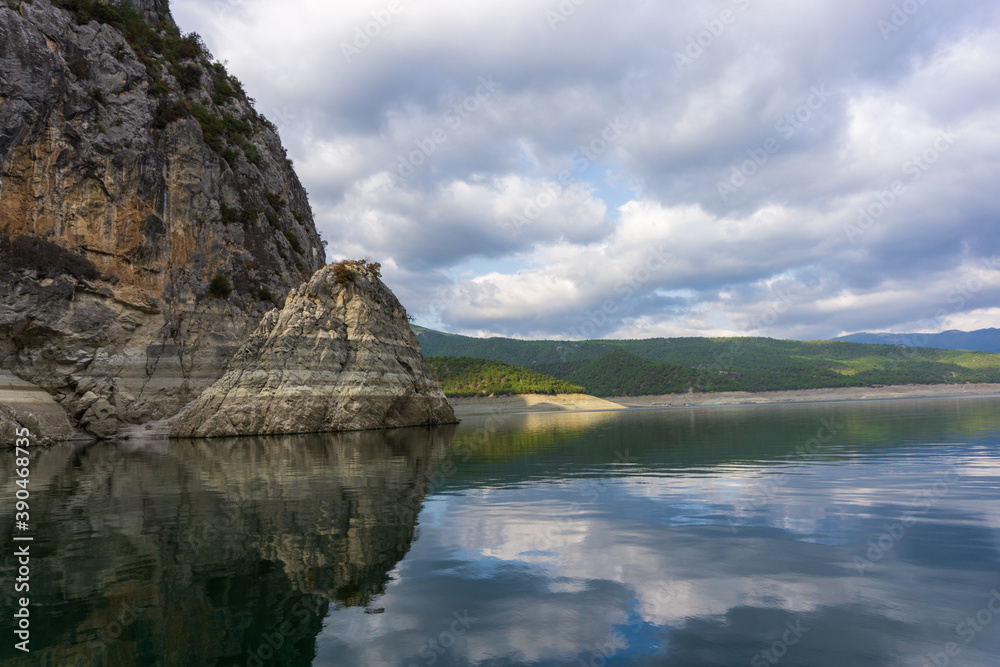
[
  {"left": 610, "top": 383, "right": 1000, "bottom": 408},
  {"left": 449, "top": 383, "right": 1000, "bottom": 415},
  {"left": 449, "top": 393, "right": 625, "bottom": 416}
]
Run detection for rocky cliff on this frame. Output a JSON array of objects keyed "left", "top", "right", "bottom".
[
  {"left": 171, "top": 261, "right": 457, "bottom": 438},
  {"left": 0, "top": 0, "right": 326, "bottom": 438}
]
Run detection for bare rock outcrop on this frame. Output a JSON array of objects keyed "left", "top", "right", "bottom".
[
  {"left": 170, "top": 262, "right": 457, "bottom": 438},
  {"left": 0, "top": 369, "right": 79, "bottom": 445},
  {"left": 0, "top": 0, "right": 325, "bottom": 438}
]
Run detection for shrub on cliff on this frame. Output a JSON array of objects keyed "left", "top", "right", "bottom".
[
  {"left": 258, "top": 286, "right": 276, "bottom": 303},
  {"left": 265, "top": 192, "right": 285, "bottom": 210},
  {"left": 332, "top": 259, "right": 383, "bottom": 285},
  {"left": 67, "top": 56, "right": 89, "bottom": 79},
  {"left": 333, "top": 261, "right": 358, "bottom": 285},
  {"left": 174, "top": 34, "right": 204, "bottom": 61},
  {"left": 52, "top": 0, "right": 270, "bottom": 159},
  {"left": 220, "top": 202, "right": 257, "bottom": 225},
  {"left": 153, "top": 98, "right": 190, "bottom": 128},
  {"left": 284, "top": 231, "right": 304, "bottom": 255},
  {"left": 172, "top": 62, "right": 202, "bottom": 90},
  {"left": 208, "top": 273, "right": 232, "bottom": 299}
]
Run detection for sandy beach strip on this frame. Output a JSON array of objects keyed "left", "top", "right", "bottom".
[
  {"left": 609, "top": 383, "right": 1000, "bottom": 408},
  {"left": 447, "top": 383, "right": 1000, "bottom": 415},
  {"left": 448, "top": 393, "right": 625, "bottom": 416}
]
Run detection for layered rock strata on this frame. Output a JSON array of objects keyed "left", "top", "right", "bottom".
[
  {"left": 0, "top": 369, "right": 77, "bottom": 446},
  {"left": 171, "top": 262, "right": 458, "bottom": 438}
]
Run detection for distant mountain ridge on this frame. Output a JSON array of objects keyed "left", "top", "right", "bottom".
[{"left": 832, "top": 329, "right": 1000, "bottom": 354}]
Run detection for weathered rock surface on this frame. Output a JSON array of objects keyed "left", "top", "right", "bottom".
[
  {"left": 171, "top": 262, "right": 457, "bottom": 438},
  {"left": 0, "top": 0, "right": 326, "bottom": 438},
  {"left": 0, "top": 369, "right": 80, "bottom": 445}
]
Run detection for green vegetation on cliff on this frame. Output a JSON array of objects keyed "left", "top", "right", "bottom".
[
  {"left": 54, "top": 0, "right": 275, "bottom": 156},
  {"left": 425, "top": 357, "right": 584, "bottom": 397},
  {"left": 415, "top": 327, "right": 1000, "bottom": 396},
  {"left": 40, "top": 0, "right": 323, "bottom": 291}
]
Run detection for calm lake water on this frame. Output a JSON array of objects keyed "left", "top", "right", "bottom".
[{"left": 2, "top": 397, "right": 1000, "bottom": 667}]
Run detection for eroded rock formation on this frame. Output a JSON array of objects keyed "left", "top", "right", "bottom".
[
  {"left": 171, "top": 262, "right": 457, "bottom": 438},
  {"left": 0, "top": 0, "right": 326, "bottom": 438}
]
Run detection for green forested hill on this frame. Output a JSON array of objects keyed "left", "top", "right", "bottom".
[
  {"left": 535, "top": 350, "right": 741, "bottom": 396},
  {"left": 425, "top": 357, "right": 584, "bottom": 397},
  {"left": 415, "top": 327, "right": 1000, "bottom": 396}
]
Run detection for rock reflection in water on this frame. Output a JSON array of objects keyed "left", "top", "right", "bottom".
[{"left": 0, "top": 425, "right": 453, "bottom": 667}]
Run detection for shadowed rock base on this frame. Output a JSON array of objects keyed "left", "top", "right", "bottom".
[{"left": 170, "top": 262, "right": 457, "bottom": 438}]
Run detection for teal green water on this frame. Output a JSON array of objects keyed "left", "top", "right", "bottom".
[{"left": 2, "top": 397, "right": 1000, "bottom": 666}]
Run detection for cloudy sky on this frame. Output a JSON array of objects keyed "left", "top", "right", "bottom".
[{"left": 171, "top": 0, "right": 1000, "bottom": 341}]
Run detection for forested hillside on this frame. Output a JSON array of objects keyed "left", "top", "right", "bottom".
[
  {"left": 425, "top": 357, "right": 584, "bottom": 397},
  {"left": 415, "top": 327, "right": 1000, "bottom": 396},
  {"left": 534, "top": 350, "right": 741, "bottom": 396}
]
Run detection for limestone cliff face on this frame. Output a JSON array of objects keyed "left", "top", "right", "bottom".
[
  {"left": 171, "top": 262, "right": 458, "bottom": 438},
  {"left": 0, "top": 0, "right": 326, "bottom": 437}
]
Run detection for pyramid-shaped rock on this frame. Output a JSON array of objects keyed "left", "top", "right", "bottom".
[{"left": 170, "top": 262, "right": 457, "bottom": 438}]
